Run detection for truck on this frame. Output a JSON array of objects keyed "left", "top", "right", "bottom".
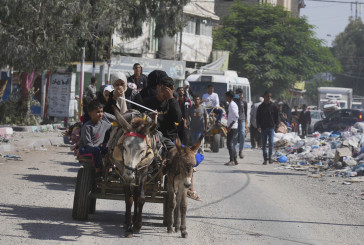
[
  {"left": 317, "top": 87, "right": 353, "bottom": 116},
  {"left": 352, "top": 95, "right": 364, "bottom": 110}
]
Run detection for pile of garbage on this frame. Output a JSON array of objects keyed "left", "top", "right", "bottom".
[{"left": 272, "top": 122, "right": 364, "bottom": 178}]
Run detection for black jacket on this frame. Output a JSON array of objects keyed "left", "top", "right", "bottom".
[
  {"left": 233, "top": 98, "right": 248, "bottom": 121},
  {"left": 127, "top": 74, "right": 148, "bottom": 90},
  {"left": 256, "top": 102, "right": 279, "bottom": 130},
  {"left": 142, "top": 97, "right": 182, "bottom": 141}
]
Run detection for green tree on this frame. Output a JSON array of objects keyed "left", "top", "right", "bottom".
[
  {"left": 0, "top": 0, "right": 190, "bottom": 71},
  {"left": 213, "top": 3, "right": 340, "bottom": 97},
  {"left": 332, "top": 18, "right": 364, "bottom": 94},
  {"left": 0, "top": 0, "right": 189, "bottom": 122}
]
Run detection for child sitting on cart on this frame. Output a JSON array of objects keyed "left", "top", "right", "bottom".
[{"left": 79, "top": 100, "right": 112, "bottom": 180}]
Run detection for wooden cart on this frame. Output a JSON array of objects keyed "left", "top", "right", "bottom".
[{"left": 72, "top": 156, "right": 168, "bottom": 225}]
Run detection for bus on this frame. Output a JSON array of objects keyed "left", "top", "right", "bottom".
[{"left": 185, "top": 70, "right": 252, "bottom": 124}]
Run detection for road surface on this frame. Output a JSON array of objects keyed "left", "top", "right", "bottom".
[{"left": 0, "top": 145, "right": 363, "bottom": 244}]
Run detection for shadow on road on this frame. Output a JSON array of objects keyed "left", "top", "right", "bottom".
[
  {"left": 17, "top": 174, "right": 76, "bottom": 192},
  {"left": 0, "top": 204, "right": 167, "bottom": 241},
  {"left": 0, "top": 204, "right": 125, "bottom": 240}
]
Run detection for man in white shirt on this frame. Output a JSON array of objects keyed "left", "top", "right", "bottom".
[
  {"left": 224, "top": 90, "right": 239, "bottom": 165},
  {"left": 202, "top": 85, "right": 223, "bottom": 125}
]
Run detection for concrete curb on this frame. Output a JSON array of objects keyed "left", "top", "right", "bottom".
[
  {"left": 0, "top": 136, "right": 64, "bottom": 154},
  {"left": 12, "top": 123, "right": 64, "bottom": 133},
  {"left": 0, "top": 127, "right": 14, "bottom": 137}
]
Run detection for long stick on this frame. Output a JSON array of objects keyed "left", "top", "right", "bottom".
[{"left": 118, "top": 96, "right": 157, "bottom": 114}]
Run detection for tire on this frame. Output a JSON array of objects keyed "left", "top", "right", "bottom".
[
  {"left": 219, "top": 136, "right": 224, "bottom": 148},
  {"left": 89, "top": 198, "right": 96, "bottom": 214},
  {"left": 211, "top": 134, "right": 220, "bottom": 153},
  {"left": 72, "top": 167, "right": 94, "bottom": 220},
  {"left": 163, "top": 175, "right": 168, "bottom": 226}
]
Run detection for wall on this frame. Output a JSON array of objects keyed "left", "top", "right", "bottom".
[
  {"left": 158, "top": 32, "right": 212, "bottom": 63},
  {"left": 112, "top": 22, "right": 158, "bottom": 58}
]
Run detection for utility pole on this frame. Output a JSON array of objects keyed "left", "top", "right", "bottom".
[{"left": 79, "top": 47, "right": 85, "bottom": 119}]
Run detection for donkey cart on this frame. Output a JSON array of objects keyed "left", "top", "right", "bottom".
[{"left": 71, "top": 155, "right": 169, "bottom": 226}]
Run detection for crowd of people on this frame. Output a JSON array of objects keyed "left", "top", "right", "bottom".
[
  {"left": 75, "top": 64, "right": 313, "bottom": 200},
  {"left": 76, "top": 64, "right": 213, "bottom": 201},
  {"left": 244, "top": 92, "right": 312, "bottom": 165}
]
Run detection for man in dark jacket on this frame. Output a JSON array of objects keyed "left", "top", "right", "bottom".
[
  {"left": 233, "top": 88, "right": 248, "bottom": 159},
  {"left": 256, "top": 91, "right": 279, "bottom": 165},
  {"left": 142, "top": 73, "right": 182, "bottom": 150},
  {"left": 299, "top": 104, "right": 311, "bottom": 139},
  {"left": 127, "top": 63, "right": 148, "bottom": 91}
]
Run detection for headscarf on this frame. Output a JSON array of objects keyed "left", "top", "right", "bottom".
[
  {"left": 110, "top": 72, "right": 128, "bottom": 114},
  {"left": 103, "top": 85, "right": 114, "bottom": 98}
]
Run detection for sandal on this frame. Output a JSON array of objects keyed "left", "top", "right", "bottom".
[{"left": 187, "top": 191, "right": 202, "bottom": 201}]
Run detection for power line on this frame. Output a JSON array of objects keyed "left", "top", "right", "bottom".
[
  {"left": 306, "top": 0, "right": 364, "bottom": 19},
  {"left": 306, "top": 0, "right": 364, "bottom": 3}
]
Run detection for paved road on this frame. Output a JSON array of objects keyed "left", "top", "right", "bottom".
[{"left": 0, "top": 145, "right": 362, "bottom": 244}]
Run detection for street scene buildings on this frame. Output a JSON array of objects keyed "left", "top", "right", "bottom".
[{"left": 0, "top": 0, "right": 363, "bottom": 244}]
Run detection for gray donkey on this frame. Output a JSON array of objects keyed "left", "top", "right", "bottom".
[{"left": 167, "top": 135, "right": 203, "bottom": 238}]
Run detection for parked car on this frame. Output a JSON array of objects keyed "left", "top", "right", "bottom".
[
  {"left": 309, "top": 110, "right": 325, "bottom": 133},
  {"left": 313, "top": 109, "right": 363, "bottom": 132}
]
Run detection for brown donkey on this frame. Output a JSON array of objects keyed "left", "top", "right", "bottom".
[{"left": 167, "top": 135, "right": 203, "bottom": 238}]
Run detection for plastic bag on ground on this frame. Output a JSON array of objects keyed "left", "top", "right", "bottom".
[
  {"left": 305, "top": 139, "right": 320, "bottom": 147},
  {"left": 320, "top": 132, "right": 332, "bottom": 138},
  {"left": 295, "top": 140, "right": 305, "bottom": 148},
  {"left": 341, "top": 131, "right": 352, "bottom": 140},
  {"left": 312, "top": 132, "right": 321, "bottom": 138},
  {"left": 353, "top": 164, "right": 364, "bottom": 176},
  {"left": 278, "top": 155, "right": 288, "bottom": 163},
  {"left": 355, "top": 153, "right": 364, "bottom": 161},
  {"left": 354, "top": 122, "right": 364, "bottom": 133}
]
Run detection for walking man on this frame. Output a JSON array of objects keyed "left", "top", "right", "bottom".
[
  {"left": 250, "top": 97, "right": 263, "bottom": 149},
  {"left": 233, "top": 88, "right": 247, "bottom": 159},
  {"left": 186, "top": 95, "right": 208, "bottom": 148},
  {"left": 224, "top": 90, "right": 239, "bottom": 166},
  {"left": 256, "top": 91, "right": 279, "bottom": 165},
  {"left": 176, "top": 87, "right": 192, "bottom": 144},
  {"left": 299, "top": 104, "right": 311, "bottom": 138}
]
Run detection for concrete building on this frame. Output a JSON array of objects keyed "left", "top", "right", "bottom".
[
  {"left": 214, "top": 0, "right": 306, "bottom": 19},
  {"left": 158, "top": 1, "right": 220, "bottom": 68},
  {"left": 111, "top": 1, "right": 219, "bottom": 72}
]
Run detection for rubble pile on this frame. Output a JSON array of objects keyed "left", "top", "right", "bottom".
[{"left": 272, "top": 122, "right": 364, "bottom": 180}]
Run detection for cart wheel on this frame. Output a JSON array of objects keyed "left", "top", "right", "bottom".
[
  {"left": 219, "top": 136, "right": 225, "bottom": 148},
  {"left": 89, "top": 198, "right": 96, "bottom": 214},
  {"left": 163, "top": 175, "right": 168, "bottom": 226},
  {"left": 72, "top": 167, "right": 95, "bottom": 220},
  {"left": 211, "top": 134, "right": 220, "bottom": 153}
]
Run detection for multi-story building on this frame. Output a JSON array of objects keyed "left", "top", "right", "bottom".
[
  {"left": 214, "top": 0, "right": 306, "bottom": 19},
  {"left": 110, "top": 0, "right": 220, "bottom": 78},
  {"left": 158, "top": 1, "right": 219, "bottom": 68}
]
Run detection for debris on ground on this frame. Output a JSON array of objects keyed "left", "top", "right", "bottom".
[
  {"left": 4, "top": 154, "right": 21, "bottom": 159},
  {"left": 272, "top": 122, "right": 364, "bottom": 185}
]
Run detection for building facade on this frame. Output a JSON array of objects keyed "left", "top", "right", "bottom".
[
  {"left": 111, "top": 0, "right": 219, "bottom": 71},
  {"left": 158, "top": 2, "right": 219, "bottom": 68}
]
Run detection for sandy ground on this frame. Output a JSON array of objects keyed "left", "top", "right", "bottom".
[{"left": 0, "top": 136, "right": 363, "bottom": 244}]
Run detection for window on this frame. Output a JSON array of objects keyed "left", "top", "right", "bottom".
[
  {"left": 183, "top": 17, "right": 195, "bottom": 34},
  {"left": 195, "top": 19, "right": 201, "bottom": 35},
  {"left": 200, "top": 19, "right": 212, "bottom": 36}
]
